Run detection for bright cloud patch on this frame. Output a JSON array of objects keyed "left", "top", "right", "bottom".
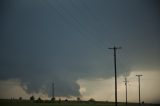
[
  {"left": 77, "top": 70, "right": 160, "bottom": 103},
  {"left": 0, "top": 79, "right": 49, "bottom": 100}
]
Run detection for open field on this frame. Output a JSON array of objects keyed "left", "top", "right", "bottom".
[{"left": 0, "top": 99, "right": 159, "bottom": 106}]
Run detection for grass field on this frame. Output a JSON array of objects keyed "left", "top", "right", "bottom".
[{"left": 0, "top": 99, "right": 159, "bottom": 106}]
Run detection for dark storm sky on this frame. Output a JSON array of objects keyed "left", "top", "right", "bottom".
[{"left": 0, "top": 0, "right": 160, "bottom": 96}]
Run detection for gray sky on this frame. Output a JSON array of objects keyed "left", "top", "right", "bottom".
[{"left": 0, "top": 0, "right": 160, "bottom": 101}]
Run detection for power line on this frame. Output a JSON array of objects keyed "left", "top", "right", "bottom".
[
  {"left": 109, "top": 46, "right": 122, "bottom": 106},
  {"left": 136, "top": 75, "right": 143, "bottom": 106},
  {"left": 42, "top": 0, "right": 106, "bottom": 50}
]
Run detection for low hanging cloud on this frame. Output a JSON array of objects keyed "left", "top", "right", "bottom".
[
  {"left": 1, "top": 70, "right": 160, "bottom": 103},
  {"left": 77, "top": 70, "right": 160, "bottom": 103},
  {"left": 0, "top": 79, "right": 49, "bottom": 100},
  {"left": 0, "top": 79, "right": 78, "bottom": 100}
]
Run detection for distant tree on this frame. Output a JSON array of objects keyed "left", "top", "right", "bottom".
[
  {"left": 88, "top": 98, "right": 95, "bottom": 102},
  {"left": 65, "top": 99, "right": 68, "bottom": 102},
  {"left": 58, "top": 98, "right": 61, "bottom": 103},
  {"left": 19, "top": 97, "right": 22, "bottom": 100},
  {"left": 37, "top": 97, "right": 43, "bottom": 103},
  {"left": 30, "top": 96, "right": 35, "bottom": 101},
  {"left": 77, "top": 97, "right": 81, "bottom": 101},
  {"left": 38, "top": 97, "right": 42, "bottom": 101},
  {"left": 51, "top": 97, "right": 55, "bottom": 102}
]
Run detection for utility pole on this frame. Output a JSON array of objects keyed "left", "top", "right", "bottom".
[
  {"left": 52, "top": 82, "right": 54, "bottom": 99},
  {"left": 123, "top": 76, "right": 128, "bottom": 106},
  {"left": 109, "top": 46, "right": 121, "bottom": 106},
  {"left": 136, "top": 75, "right": 142, "bottom": 106}
]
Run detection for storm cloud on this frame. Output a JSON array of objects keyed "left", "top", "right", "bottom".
[{"left": 0, "top": 0, "right": 160, "bottom": 101}]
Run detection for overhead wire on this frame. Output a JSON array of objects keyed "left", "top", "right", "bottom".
[{"left": 41, "top": 0, "right": 106, "bottom": 51}]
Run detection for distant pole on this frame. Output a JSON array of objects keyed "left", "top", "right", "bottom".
[
  {"left": 136, "top": 75, "right": 142, "bottom": 106},
  {"left": 123, "top": 76, "right": 128, "bottom": 106},
  {"left": 52, "top": 82, "right": 54, "bottom": 98},
  {"left": 109, "top": 46, "right": 121, "bottom": 106}
]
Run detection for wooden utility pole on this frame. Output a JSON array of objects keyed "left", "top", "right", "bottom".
[
  {"left": 136, "top": 75, "right": 142, "bottom": 106},
  {"left": 52, "top": 82, "right": 54, "bottom": 98},
  {"left": 123, "top": 76, "right": 128, "bottom": 106},
  {"left": 109, "top": 46, "right": 121, "bottom": 106}
]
